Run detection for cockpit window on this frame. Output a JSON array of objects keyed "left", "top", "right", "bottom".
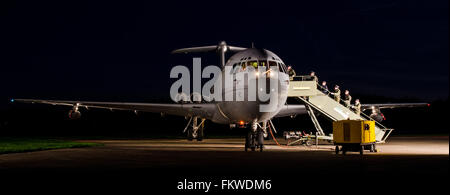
[
  {"left": 231, "top": 60, "right": 284, "bottom": 74},
  {"left": 231, "top": 63, "right": 240, "bottom": 74},
  {"left": 248, "top": 61, "right": 258, "bottom": 68},
  {"left": 268, "top": 61, "right": 277, "bottom": 67},
  {"left": 278, "top": 62, "right": 287, "bottom": 73},
  {"left": 241, "top": 62, "right": 247, "bottom": 70},
  {"left": 259, "top": 61, "right": 266, "bottom": 67}
]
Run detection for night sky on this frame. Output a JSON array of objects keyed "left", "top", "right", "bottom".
[{"left": 1, "top": 0, "right": 448, "bottom": 110}]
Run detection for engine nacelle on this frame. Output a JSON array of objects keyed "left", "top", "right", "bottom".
[{"left": 68, "top": 110, "right": 81, "bottom": 119}]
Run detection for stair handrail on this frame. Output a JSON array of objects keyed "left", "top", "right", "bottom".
[
  {"left": 315, "top": 82, "right": 332, "bottom": 96},
  {"left": 291, "top": 75, "right": 316, "bottom": 81},
  {"left": 297, "top": 96, "right": 338, "bottom": 121},
  {"left": 311, "top": 87, "right": 390, "bottom": 131}
]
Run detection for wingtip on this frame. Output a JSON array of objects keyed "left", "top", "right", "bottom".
[{"left": 170, "top": 49, "right": 186, "bottom": 54}]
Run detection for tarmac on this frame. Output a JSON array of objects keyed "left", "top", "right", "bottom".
[{"left": 0, "top": 135, "right": 448, "bottom": 192}]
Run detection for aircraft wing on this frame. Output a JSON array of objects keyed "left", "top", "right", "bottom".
[
  {"left": 361, "top": 103, "right": 429, "bottom": 110},
  {"left": 12, "top": 99, "right": 217, "bottom": 119}
]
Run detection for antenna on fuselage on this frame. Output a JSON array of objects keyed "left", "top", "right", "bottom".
[{"left": 171, "top": 41, "right": 247, "bottom": 67}]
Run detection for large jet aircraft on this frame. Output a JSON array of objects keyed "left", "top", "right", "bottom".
[{"left": 12, "top": 41, "right": 427, "bottom": 152}]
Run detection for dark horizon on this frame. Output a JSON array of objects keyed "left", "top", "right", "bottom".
[{"left": 1, "top": 0, "right": 448, "bottom": 110}]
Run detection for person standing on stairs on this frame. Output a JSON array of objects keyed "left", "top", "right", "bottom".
[
  {"left": 343, "top": 90, "right": 352, "bottom": 108},
  {"left": 352, "top": 99, "right": 361, "bottom": 115},
  {"left": 310, "top": 71, "right": 318, "bottom": 83},
  {"left": 321, "top": 81, "right": 329, "bottom": 94},
  {"left": 331, "top": 85, "right": 341, "bottom": 102},
  {"left": 287, "top": 66, "right": 296, "bottom": 80}
]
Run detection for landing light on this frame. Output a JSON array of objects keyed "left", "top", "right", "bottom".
[
  {"left": 10, "top": 99, "right": 14, "bottom": 103},
  {"left": 239, "top": 120, "right": 245, "bottom": 125}
]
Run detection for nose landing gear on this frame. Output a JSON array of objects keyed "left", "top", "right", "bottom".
[
  {"left": 184, "top": 116, "right": 205, "bottom": 141},
  {"left": 245, "top": 121, "right": 266, "bottom": 152}
]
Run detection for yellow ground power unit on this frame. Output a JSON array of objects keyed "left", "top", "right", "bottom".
[{"left": 333, "top": 120, "right": 377, "bottom": 155}]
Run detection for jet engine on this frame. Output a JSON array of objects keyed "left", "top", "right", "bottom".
[{"left": 68, "top": 110, "right": 81, "bottom": 119}]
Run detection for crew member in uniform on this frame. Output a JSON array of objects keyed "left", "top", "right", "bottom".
[
  {"left": 331, "top": 85, "right": 341, "bottom": 102},
  {"left": 310, "top": 71, "right": 318, "bottom": 83},
  {"left": 343, "top": 90, "right": 352, "bottom": 108},
  {"left": 321, "top": 81, "right": 329, "bottom": 94},
  {"left": 287, "top": 66, "right": 296, "bottom": 80},
  {"left": 353, "top": 99, "right": 361, "bottom": 115}
]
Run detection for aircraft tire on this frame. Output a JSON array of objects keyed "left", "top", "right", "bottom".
[
  {"left": 187, "top": 128, "right": 193, "bottom": 141},
  {"left": 257, "top": 130, "right": 264, "bottom": 146},
  {"left": 197, "top": 125, "right": 204, "bottom": 141}
]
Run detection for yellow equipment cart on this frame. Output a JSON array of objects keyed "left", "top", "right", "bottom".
[{"left": 333, "top": 120, "right": 377, "bottom": 155}]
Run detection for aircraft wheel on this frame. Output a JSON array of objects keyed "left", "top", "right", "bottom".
[
  {"left": 251, "top": 147, "right": 256, "bottom": 152},
  {"left": 342, "top": 147, "right": 347, "bottom": 155},
  {"left": 196, "top": 126, "right": 204, "bottom": 141},
  {"left": 187, "top": 128, "right": 193, "bottom": 141},
  {"left": 257, "top": 130, "right": 264, "bottom": 146},
  {"left": 335, "top": 146, "right": 339, "bottom": 154},
  {"left": 360, "top": 146, "right": 364, "bottom": 155},
  {"left": 245, "top": 132, "right": 251, "bottom": 152}
]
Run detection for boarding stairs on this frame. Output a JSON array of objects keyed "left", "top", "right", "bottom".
[{"left": 287, "top": 76, "right": 393, "bottom": 143}]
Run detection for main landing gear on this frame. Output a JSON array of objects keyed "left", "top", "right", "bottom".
[
  {"left": 245, "top": 120, "right": 266, "bottom": 152},
  {"left": 184, "top": 116, "right": 205, "bottom": 141}
]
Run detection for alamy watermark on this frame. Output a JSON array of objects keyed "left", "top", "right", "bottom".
[{"left": 170, "top": 58, "right": 283, "bottom": 112}]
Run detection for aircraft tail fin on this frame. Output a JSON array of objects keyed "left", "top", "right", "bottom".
[
  {"left": 171, "top": 45, "right": 218, "bottom": 54},
  {"left": 171, "top": 41, "right": 247, "bottom": 67},
  {"left": 171, "top": 41, "right": 246, "bottom": 54}
]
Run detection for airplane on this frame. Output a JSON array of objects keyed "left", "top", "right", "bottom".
[{"left": 11, "top": 41, "right": 428, "bottom": 152}]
